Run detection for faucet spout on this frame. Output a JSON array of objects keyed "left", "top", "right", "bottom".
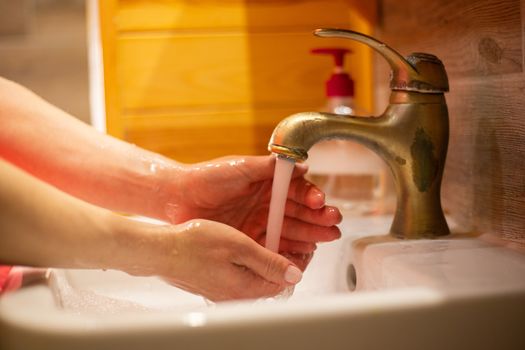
[
  {"left": 269, "top": 111, "right": 386, "bottom": 162},
  {"left": 269, "top": 91, "right": 450, "bottom": 239}
]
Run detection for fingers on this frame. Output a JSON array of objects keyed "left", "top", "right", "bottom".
[
  {"left": 233, "top": 238, "right": 303, "bottom": 287},
  {"left": 166, "top": 219, "right": 307, "bottom": 301},
  {"left": 239, "top": 155, "right": 276, "bottom": 182},
  {"left": 288, "top": 177, "right": 325, "bottom": 209},
  {"left": 224, "top": 252, "right": 314, "bottom": 301},
  {"left": 236, "top": 155, "right": 309, "bottom": 183},
  {"left": 291, "top": 161, "right": 308, "bottom": 178},
  {"left": 235, "top": 272, "right": 284, "bottom": 300},
  {"left": 164, "top": 267, "right": 284, "bottom": 302},
  {"left": 281, "top": 217, "right": 341, "bottom": 242},
  {"left": 256, "top": 236, "right": 317, "bottom": 254},
  {"left": 277, "top": 238, "right": 317, "bottom": 254},
  {"left": 283, "top": 253, "right": 314, "bottom": 272},
  {"left": 285, "top": 201, "right": 342, "bottom": 227}
]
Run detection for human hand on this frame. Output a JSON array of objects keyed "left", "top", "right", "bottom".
[
  {"left": 159, "top": 155, "right": 342, "bottom": 258},
  {"left": 0, "top": 155, "right": 302, "bottom": 302},
  {"left": 144, "top": 219, "right": 304, "bottom": 301}
]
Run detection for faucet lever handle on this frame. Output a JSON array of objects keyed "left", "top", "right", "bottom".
[{"left": 314, "top": 28, "right": 449, "bottom": 93}]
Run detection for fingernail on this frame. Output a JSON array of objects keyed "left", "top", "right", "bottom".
[
  {"left": 326, "top": 206, "right": 343, "bottom": 223},
  {"left": 326, "top": 206, "right": 338, "bottom": 215},
  {"left": 296, "top": 162, "right": 309, "bottom": 171},
  {"left": 312, "top": 189, "right": 325, "bottom": 208},
  {"left": 284, "top": 265, "right": 303, "bottom": 284}
]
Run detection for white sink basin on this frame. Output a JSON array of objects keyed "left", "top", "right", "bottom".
[{"left": 1, "top": 215, "right": 525, "bottom": 349}]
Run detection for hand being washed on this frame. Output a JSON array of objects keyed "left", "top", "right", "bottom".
[
  {"left": 0, "top": 158, "right": 303, "bottom": 301},
  {"left": 158, "top": 155, "right": 342, "bottom": 266},
  {"left": 0, "top": 77, "right": 342, "bottom": 299},
  {"left": 155, "top": 219, "right": 304, "bottom": 301}
]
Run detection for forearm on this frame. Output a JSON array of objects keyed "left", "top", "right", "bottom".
[
  {"left": 0, "top": 158, "right": 161, "bottom": 272},
  {"left": 0, "top": 77, "right": 183, "bottom": 221}
]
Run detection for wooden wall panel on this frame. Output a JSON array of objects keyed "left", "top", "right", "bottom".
[
  {"left": 379, "top": 0, "right": 522, "bottom": 77},
  {"left": 115, "top": 0, "right": 374, "bottom": 32},
  {"left": 99, "top": 0, "right": 377, "bottom": 162},
  {"left": 117, "top": 34, "right": 252, "bottom": 110},
  {"left": 122, "top": 106, "right": 302, "bottom": 162},
  {"left": 116, "top": 34, "right": 371, "bottom": 110},
  {"left": 376, "top": 0, "right": 525, "bottom": 246}
]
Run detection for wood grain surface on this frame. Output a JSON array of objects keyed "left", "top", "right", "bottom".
[
  {"left": 99, "top": 0, "right": 377, "bottom": 162},
  {"left": 376, "top": 0, "right": 525, "bottom": 246}
]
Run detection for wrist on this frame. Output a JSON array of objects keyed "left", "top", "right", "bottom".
[
  {"left": 149, "top": 158, "right": 188, "bottom": 223},
  {"left": 104, "top": 215, "right": 176, "bottom": 277}
]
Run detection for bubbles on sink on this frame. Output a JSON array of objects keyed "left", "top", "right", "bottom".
[
  {"left": 60, "top": 289, "right": 152, "bottom": 315},
  {"left": 49, "top": 269, "right": 151, "bottom": 315},
  {"left": 47, "top": 267, "right": 301, "bottom": 316},
  {"left": 47, "top": 269, "right": 217, "bottom": 314}
]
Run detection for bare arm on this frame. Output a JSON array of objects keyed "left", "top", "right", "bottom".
[
  {"left": 0, "top": 77, "right": 340, "bottom": 260},
  {"left": 0, "top": 158, "right": 153, "bottom": 270},
  {"left": 0, "top": 77, "right": 179, "bottom": 221},
  {"left": 0, "top": 159, "right": 302, "bottom": 301}
]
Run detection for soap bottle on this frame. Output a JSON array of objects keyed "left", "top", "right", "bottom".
[{"left": 306, "top": 47, "right": 391, "bottom": 215}]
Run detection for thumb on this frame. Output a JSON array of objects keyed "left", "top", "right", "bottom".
[{"left": 237, "top": 239, "right": 303, "bottom": 286}]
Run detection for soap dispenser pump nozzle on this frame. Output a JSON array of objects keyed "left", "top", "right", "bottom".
[{"left": 311, "top": 47, "right": 354, "bottom": 97}]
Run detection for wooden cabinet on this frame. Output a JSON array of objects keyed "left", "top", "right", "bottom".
[{"left": 98, "top": 0, "right": 376, "bottom": 162}]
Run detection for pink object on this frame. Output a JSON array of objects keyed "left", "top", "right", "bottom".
[
  {"left": 284, "top": 265, "right": 303, "bottom": 284},
  {"left": 0, "top": 266, "right": 12, "bottom": 290},
  {"left": 311, "top": 47, "right": 355, "bottom": 97},
  {"left": 0, "top": 265, "right": 23, "bottom": 294}
]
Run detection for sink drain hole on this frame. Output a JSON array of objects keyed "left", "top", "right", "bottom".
[{"left": 347, "top": 263, "right": 357, "bottom": 291}]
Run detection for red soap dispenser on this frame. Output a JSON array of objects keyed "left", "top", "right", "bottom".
[
  {"left": 310, "top": 47, "right": 359, "bottom": 115},
  {"left": 306, "top": 47, "right": 390, "bottom": 216}
]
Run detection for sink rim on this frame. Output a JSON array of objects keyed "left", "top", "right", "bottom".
[{"left": 1, "top": 284, "right": 445, "bottom": 333}]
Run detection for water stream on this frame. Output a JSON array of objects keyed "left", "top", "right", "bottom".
[{"left": 265, "top": 156, "right": 296, "bottom": 253}]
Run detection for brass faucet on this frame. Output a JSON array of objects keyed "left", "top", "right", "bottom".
[{"left": 269, "top": 29, "right": 450, "bottom": 239}]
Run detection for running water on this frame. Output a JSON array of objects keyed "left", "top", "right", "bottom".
[{"left": 265, "top": 156, "right": 296, "bottom": 252}]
